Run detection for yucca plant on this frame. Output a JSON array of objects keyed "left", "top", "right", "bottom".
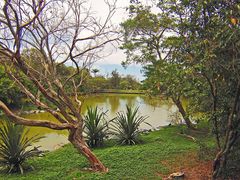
[
  {"left": 0, "top": 120, "right": 43, "bottom": 174},
  {"left": 84, "top": 106, "right": 109, "bottom": 148},
  {"left": 111, "top": 105, "right": 148, "bottom": 145}
]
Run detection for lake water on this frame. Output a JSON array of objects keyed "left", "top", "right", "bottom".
[{"left": 1, "top": 94, "right": 179, "bottom": 151}]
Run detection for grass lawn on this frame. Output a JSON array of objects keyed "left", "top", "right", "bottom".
[{"left": 0, "top": 126, "right": 215, "bottom": 180}]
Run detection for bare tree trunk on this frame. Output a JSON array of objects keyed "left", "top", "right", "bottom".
[
  {"left": 68, "top": 126, "right": 108, "bottom": 172},
  {"left": 172, "top": 97, "right": 195, "bottom": 129}
]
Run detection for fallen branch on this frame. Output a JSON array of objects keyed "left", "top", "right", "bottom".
[{"left": 177, "top": 133, "right": 196, "bottom": 142}]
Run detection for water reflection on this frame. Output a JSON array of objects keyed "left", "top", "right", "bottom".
[{"left": 0, "top": 94, "right": 178, "bottom": 151}]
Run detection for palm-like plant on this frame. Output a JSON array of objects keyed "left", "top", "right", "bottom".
[
  {"left": 84, "top": 106, "right": 109, "bottom": 148},
  {"left": 111, "top": 105, "right": 148, "bottom": 145},
  {"left": 0, "top": 120, "right": 43, "bottom": 174}
]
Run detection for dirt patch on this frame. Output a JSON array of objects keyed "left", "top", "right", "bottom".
[{"left": 157, "top": 152, "right": 213, "bottom": 180}]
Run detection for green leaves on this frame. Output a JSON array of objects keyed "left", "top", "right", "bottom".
[
  {"left": 111, "top": 105, "right": 148, "bottom": 145},
  {"left": 84, "top": 106, "right": 109, "bottom": 148},
  {"left": 0, "top": 120, "right": 43, "bottom": 174}
]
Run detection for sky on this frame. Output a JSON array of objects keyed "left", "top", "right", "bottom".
[{"left": 88, "top": 0, "right": 145, "bottom": 81}]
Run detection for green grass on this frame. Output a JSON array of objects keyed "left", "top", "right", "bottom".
[{"left": 0, "top": 126, "right": 215, "bottom": 180}]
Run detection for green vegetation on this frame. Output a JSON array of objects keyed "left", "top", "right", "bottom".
[
  {"left": 84, "top": 107, "right": 109, "bottom": 148},
  {"left": 111, "top": 105, "right": 148, "bottom": 145},
  {"left": 0, "top": 120, "right": 43, "bottom": 174},
  {"left": 0, "top": 126, "right": 215, "bottom": 179},
  {"left": 121, "top": 1, "right": 240, "bottom": 178},
  {"left": 0, "top": 66, "right": 23, "bottom": 108},
  {"left": 0, "top": 0, "right": 239, "bottom": 178},
  {"left": 82, "top": 70, "right": 142, "bottom": 93}
]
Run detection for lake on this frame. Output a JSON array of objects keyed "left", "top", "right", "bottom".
[{"left": 1, "top": 94, "right": 179, "bottom": 151}]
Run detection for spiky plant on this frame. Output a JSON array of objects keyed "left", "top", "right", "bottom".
[
  {"left": 84, "top": 106, "right": 109, "bottom": 148},
  {"left": 0, "top": 120, "right": 43, "bottom": 174},
  {"left": 111, "top": 105, "right": 148, "bottom": 145}
]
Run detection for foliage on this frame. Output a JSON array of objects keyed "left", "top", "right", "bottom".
[
  {"left": 121, "top": 0, "right": 240, "bottom": 177},
  {"left": 111, "top": 105, "right": 148, "bottom": 145},
  {"left": 109, "top": 69, "right": 121, "bottom": 89},
  {"left": 0, "top": 66, "right": 23, "bottom": 108},
  {"left": 120, "top": 2, "right": 197, "bottom": 129},
  {"left": 195, "top": 140, "right": 216, "bottom": 161},
  {"left": 84, "top": 106, "right": 109, "bottom": 148},
  {"left": 224, "top": 140, "right": 240, "bottom": 178},
  {"left": 81, "top": 69, "right": 141, "bottom": 93},
  {"left": 0, "top": 120, "right": 43, "bottom": 174},
  {"left": 120, "top": 75, "right": 140, "bottom": 90}
]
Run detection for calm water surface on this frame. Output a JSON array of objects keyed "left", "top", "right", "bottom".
[{"left": 3, "top": 94, "right": 178, "bottom": 151}]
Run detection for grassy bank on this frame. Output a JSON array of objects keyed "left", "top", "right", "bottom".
[{"left": 0, "top": 126, "right": 215, "bottom": 180}]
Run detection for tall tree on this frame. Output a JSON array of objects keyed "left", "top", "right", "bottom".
[
  {"left": 121, "top": 2, "right": 195, "bottom": 129},
  {"left": 122, "top": 0, "right": 240, "bottom": 178},
  {"left": 0, "top": 0, "right": 119, "bottom": 172},
  {"left": 110, "top": 69, "right": 121, "bottom": 89},
  {"left": 92, "top": 69, "right": 100, "bottom": 77}
]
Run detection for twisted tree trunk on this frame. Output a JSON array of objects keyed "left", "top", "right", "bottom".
[
  {"left": 68, "top": 126, "right": 108, "bottom": 172},
  {"left": 0, "top": 101, "right": 108, "bottom": 172}
]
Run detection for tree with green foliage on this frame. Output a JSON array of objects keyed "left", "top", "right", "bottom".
[
  {"left": 92, "top": 69, "right": 100, "bottom": 77},
  {"left": 122, "top": 0, "right": 240, "bottom": 178},
  {"left": 0, "top": 66, "right": 23, "bottom": 107},
  {"left": 120, "top": 75, "right": 140, "bottom": 90},
  {"left": 121, "top": 2, "right": 195, "bottom": 129},
  {"left": 110, "top": 69, "right": 121, "bottom": 89}
]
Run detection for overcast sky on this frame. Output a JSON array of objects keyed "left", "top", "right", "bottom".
[{"left": 89, "top": 0, "right": 144, "bottom": 81}]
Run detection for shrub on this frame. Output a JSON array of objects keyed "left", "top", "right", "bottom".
[
  {"left": 84, "top": 106, "right": 109, "bottom": 148},
  {"left": 111, "top": 105, "right": 148, "bottom": 145},
  {"left": 0, "top": 120, "right": 43, "bottom": 174}
]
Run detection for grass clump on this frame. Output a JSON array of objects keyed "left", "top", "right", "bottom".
[
  {"left": 111, "top": 105, "right": 148, "bottom": 145},
  {"left": 0, "top": 120, "right": 43, "bottom": 174},
  {"left": 84, "top": 106, "right": 109, "bottom": 148}
]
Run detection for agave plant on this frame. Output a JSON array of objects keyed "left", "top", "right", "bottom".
[
  {"left": 111, "top": 105, "right": 148, "bottom": 145},
  {"left": 0, "top": 120, "right": 43, "bottom": 174},
  {"left": 84, "top": 106, "right": 109, "bottom": 148}
]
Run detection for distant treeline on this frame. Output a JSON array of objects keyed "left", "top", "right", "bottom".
[{"left": 0, "top": 64, "right": 142, "bottom": 108}]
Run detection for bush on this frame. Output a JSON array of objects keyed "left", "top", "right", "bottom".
[
  {"left": 111, "top": 105, "right": 148, "bottom": 145},
  {"left": 195, "top": 140, "right": 215, "bottom": 161},
  {"left": 222, "top": 139, "right": 240, "bottom": 178},
  {"left": 0, "top": 120, "right": 43, "bottom": 174},
  {"left": 84, "top": 106, "right": 109, "bottom": 148}
]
